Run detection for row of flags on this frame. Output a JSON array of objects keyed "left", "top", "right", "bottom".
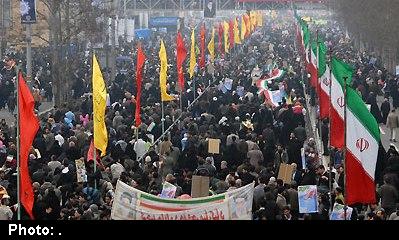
[
  {"left": 16, "top": 11, "right": 264, "bottom": 219},
  {"left": 294, "top": 9, "right": 381, "bottom": 206}
]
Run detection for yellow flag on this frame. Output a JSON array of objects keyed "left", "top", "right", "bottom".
[
  {"left": 251, "top": 11, "right": 257, "bottom": 29},
  {"left": 189, "top": 29, "right": 196, "bottom": 79},
  {"left": 257, "top": 11, "right": 263, "bottom": 27},
  {"left": 92, "top": 54, "right": 108, "bottom": 156},
  {"left": 241, "top": 16, "right": 246, "bottom": 41},
  {"left": 234, "top": 18, "right": 241, "bottom": 44},
  {"left": 207, "top": 28, "right": 215, "bottom": 62},
  {"left": 159, "top": 40, "right": 174, "bottom": 102},
  {"left": 223, "top": 21, "right": 229, "bottom": 54}
]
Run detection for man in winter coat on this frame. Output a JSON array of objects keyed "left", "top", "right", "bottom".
[{"left": 387, "top": 109, "right": 399, "bottom": 142}]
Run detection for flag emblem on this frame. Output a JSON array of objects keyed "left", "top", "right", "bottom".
[
  {"left": 337, "top": 97, "right": 344, "bottom": 108},
  {"left": 356, "top": 138, "right": 370, "bottom": 152},
  {"left": 322, "top": 77, "right": 330, "bottom": 87}
]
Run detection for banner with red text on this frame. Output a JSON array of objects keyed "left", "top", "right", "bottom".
[{"left": 111, "top": 180, "right": 254, "bottom": 220}]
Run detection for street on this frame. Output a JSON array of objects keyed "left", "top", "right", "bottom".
[{"left": 0, "top": 101, "right": 53, "bottom": 127}]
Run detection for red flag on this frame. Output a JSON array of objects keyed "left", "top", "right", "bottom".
[
  {"left": 229, "top": 20, "right": 234, "bottom": 49},
  {"left": 218, "top": 23, "right": 224, "bottom": 57},
  {"left": 244, "top": 15, "right": 250, "bottom": 37},
  {"left": 135, "top": 43, "right": 146, "bottom": 127},
  {"left": 87, "top": 139, "right": 104, "bottom": 169},
  {"left": 18, "top": 72, "right": 39, "bottom": 219},
  {"left": 199, "top": 24, "right": 206, "bottom": 69},
  {"left": 177, "top": 32, "right": 187, "bottom": 91}
]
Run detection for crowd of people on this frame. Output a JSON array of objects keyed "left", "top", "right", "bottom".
[{"left": 0, "top": 10, "right": 398, "bottom": 221}]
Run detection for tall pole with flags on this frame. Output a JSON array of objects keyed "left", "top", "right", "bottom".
[
  {"left": 189, "top": 28, "right": 197, "bottom": 103},
  {"left": 328, "top": 47, "right": 333, "bottom": 212},
  {"left": 315, "top": 32, "right": 323, "bottom": 164},
  {"left": 92, "top": 54, "right": 108, "bottom": 189},
  {"left": 17, "top": 72, "right": 39, "bottom": 220},
  {"left": 343, "top": 76, "right": 348, "bottom": 220},
  {"left": 177, "top": 32, "right": 187, "bottom": 113},
  {"left": 159, "top": 40, "right": 175, "bottom": 134},
  {"left": 16, "top": 71, "right": 21, "bottom": 220}
]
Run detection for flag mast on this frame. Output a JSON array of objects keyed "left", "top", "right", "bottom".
[
  {"left": 328, "top": 47, "right": 334, "bottom": 212},
  {"left": 92, "top": 53, "right": 97, "bottom": 190},
  {"left": 343, "top": 76, "right": 348, "bottom": 220},
  {"left": 16, "top": 70, "right": 21, "bottom": 220},
  {"left": 315, "top": 31, "right": 323, "bottom": 166}
]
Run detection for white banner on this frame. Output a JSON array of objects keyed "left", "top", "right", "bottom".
[{"left": 111, "top": 180, "right": 254, "bottom": 220}]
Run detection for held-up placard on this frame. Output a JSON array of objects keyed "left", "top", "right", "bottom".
[
  {"left": 208, "top": 138, "right": 220, "bottom": 154},
  {"left": 277, "top": 163, "right": 295, "bottom": 184},
  {"left": 191, "top": 175, "right": 210, "bottom": 198}
]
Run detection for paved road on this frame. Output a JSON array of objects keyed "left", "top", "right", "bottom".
[{"left": 0, "top": 101, "right": 53, "bottom": 127}]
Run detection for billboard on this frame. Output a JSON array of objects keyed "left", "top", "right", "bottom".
[{"left": 149, "top": 17, "right": 179, "bottom": 27}]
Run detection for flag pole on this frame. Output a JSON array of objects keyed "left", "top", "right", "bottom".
[
  {"left": 316, "top": 31, "right": 323, "bottom": 164},
  {"left": 16, "top": 71, "right": 21, "bottom": 220},
  {"left": 180, "top": 88, "right": 183, "bottom": 113},
  {"left": 193, "top": 76, "right": 196, "bottom": 102},
  {"left": 161, "top": 101, "right": 165, "bottom": 135},
  {"left": 291, "top": 0, "right": 297, "bottom": 52},
  {"left": 328, "top": 47, "right": 334, "bottom": 212},
  {"left": 92, "top": 51, "right": 97, "bottom": 190},
  {"left": 343, "top": 76, "right": 348, "bottom": 220},
  {"left": 93, "top": 145, "right": 97, "bottom": 190}
]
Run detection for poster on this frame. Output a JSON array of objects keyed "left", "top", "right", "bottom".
[
  {"left": 20, "top": 0, "right": 37, "bottom": 24},
  {"left": 204, "top": 0, "right": 216, "bottom": 18},
  {"left": 330, "top": 203, "right": 353, "bottom": 220},
  {"left": 111, "top": 181, "right": 254, "bottom": 220},
  {"left": 208, "top": 138, "right": 220, "bottom": 154},
  {"left": 75, "top": 158, "right": 87, "bottom": 183},
  {"left": 191, "top": 176, "right": 210, "bottom": 198},
  {"left": 298, "top": 185, "right": 318, "bottom": 213},
  {"left": 160, "top": 182, "right": 177, "bottom": 199},
  {"left": 277, "top": 163, "right": 294, "bottom": 184}
]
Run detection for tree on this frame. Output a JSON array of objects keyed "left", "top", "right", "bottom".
[
  {"left": 332, "top": 0, "right": 399, "bottom": 73},
  {"left": 39, "top": 0, "right": 110, "bottom": 106}
]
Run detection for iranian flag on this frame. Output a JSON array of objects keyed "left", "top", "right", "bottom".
[
  {"left": 345, "top": 83, "right": 380, "bottom": 205},
  {"left": 330, "top": 57, "right": 353, "bottom": 149},
  {"left": 257, "top": 68, "right": 286, "bottom": 90},
  {"left": 317, "top": 41, "right": 330, "bottom": 119}
]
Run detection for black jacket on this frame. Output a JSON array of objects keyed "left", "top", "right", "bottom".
[{"left": 263, "top": 200, "right": 280, "bottom": 220}]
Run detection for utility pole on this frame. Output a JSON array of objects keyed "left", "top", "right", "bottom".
[
  {"left": 26, "top": 24, "right": 32, "bottom": 88},
  {"left": 110, "top": 0, "right": 118, "bottom": 83},
  {"left": 124, "top": 0, "right": 127, "bottom": 42}
]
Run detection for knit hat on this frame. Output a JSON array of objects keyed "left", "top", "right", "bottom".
[
  {"left": 145, "top": 156, "right": 152, "bottom": 163},
  {"left": 269, "top": 177, "right": 276, "bottom": 184}
]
